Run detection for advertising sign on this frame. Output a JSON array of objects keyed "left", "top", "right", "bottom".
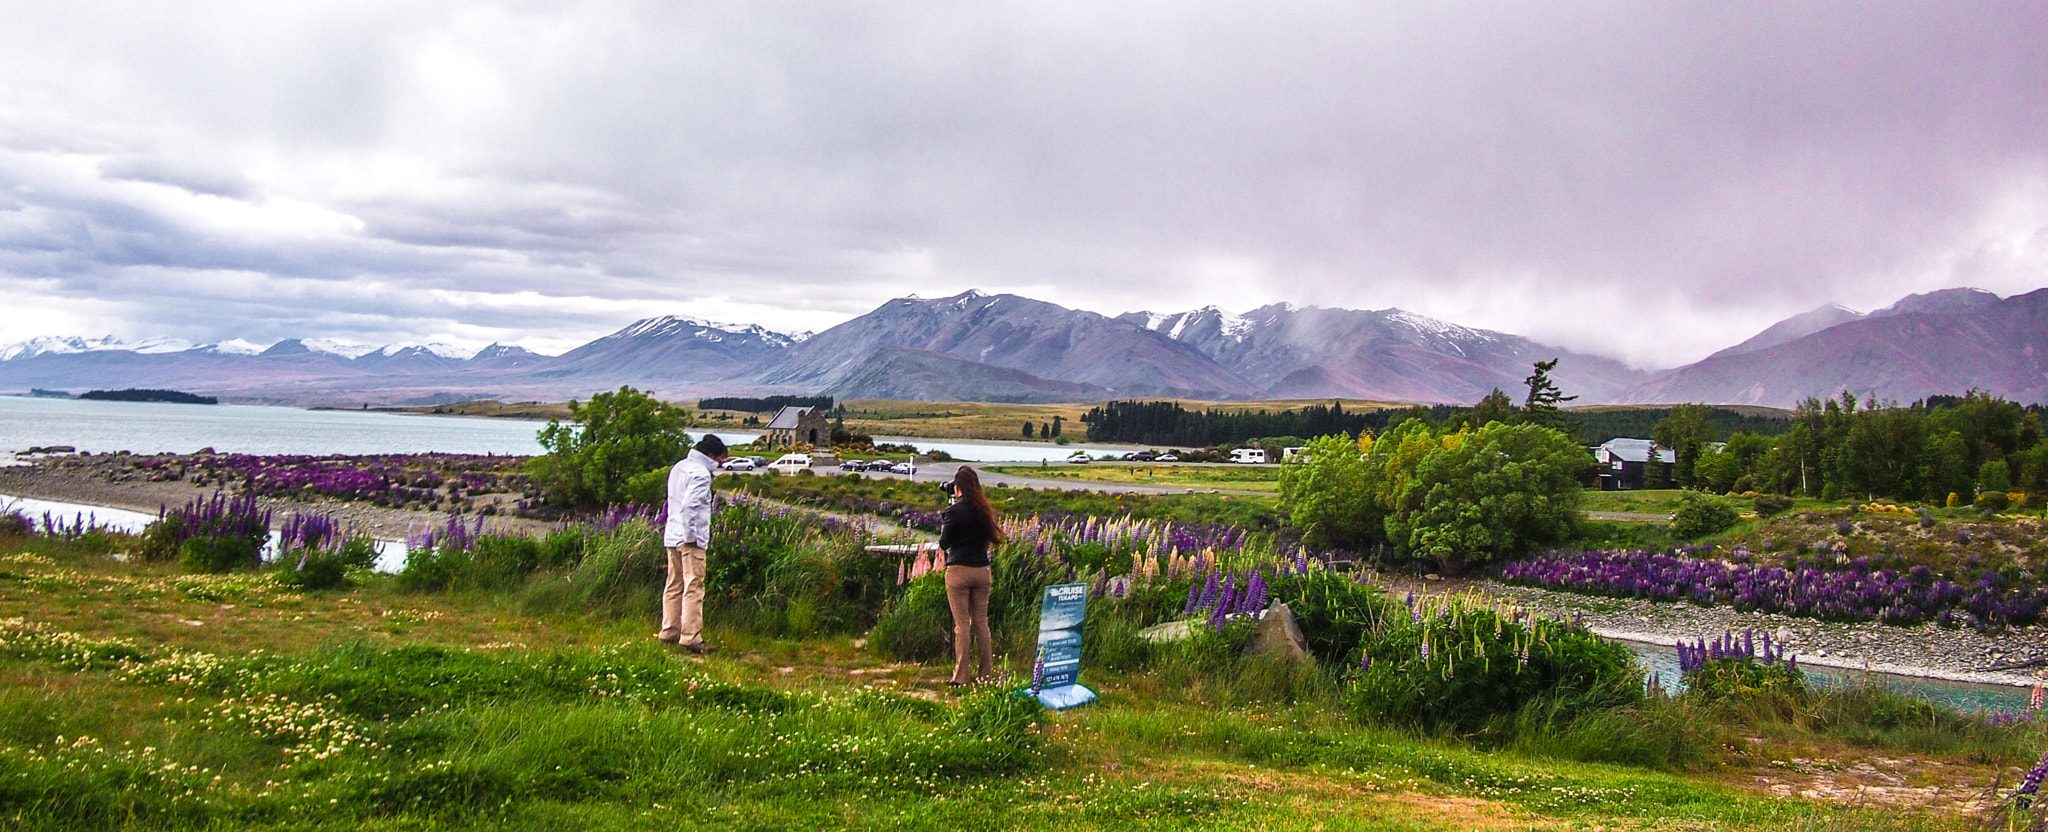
[{"left": 1028, "top": 582, "right": 1097, "bottom": 710}]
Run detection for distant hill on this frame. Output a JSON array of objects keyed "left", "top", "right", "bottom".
[{"left": 1626, "top": 288, "right": 2048, "bottom": 407}]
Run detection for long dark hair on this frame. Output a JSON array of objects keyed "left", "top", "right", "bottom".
[{"left": 951, "top": 466, "right": 1005, "bottom": 544}]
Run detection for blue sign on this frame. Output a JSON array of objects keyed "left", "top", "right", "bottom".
[{"left": 1028, "top": 582, "right": 1097, "bottom": 710}]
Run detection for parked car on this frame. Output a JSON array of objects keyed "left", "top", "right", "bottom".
[
  {"left": 889, "top": 461, "right": 915, "bottom": 475},
  {"left": 768, "top": 453, "right": 812, "bottom": 475},
  {"left": 863, "top": 459, "right": 897, "bottom": 472},
  {"left": 720, "top": 458, "right": 758, "bottom": 471},
  {"left": 1155, "top": 454, "right": 1180, "bottom": 462},
  {"left": 746, "top": 456, "right": 768, "bottom": 467},
  {"left": 1132, "top": 450, "right": 1159, "bottom": 461},
  {"left": 1066, "top": 451, "right": 1092, "bottom": 464},
  {"left": 839, "top": 459, "right": 866, "bottom": 471}
]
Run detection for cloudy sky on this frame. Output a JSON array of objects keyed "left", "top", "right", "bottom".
[{"left": 2, "top": 1, "right": 2043, "bottom": 367}]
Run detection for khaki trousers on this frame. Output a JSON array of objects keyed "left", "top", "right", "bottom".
[
  {"left": 660, "top": 544, "right": 707, "bottom": 646},
  {"left": 945, "top": 565, "right": 993, "bottom": 683}
]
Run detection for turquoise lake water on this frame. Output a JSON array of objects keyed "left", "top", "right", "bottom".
[{"left": 0, "top": 396, "right": 1109, "bottom": 461}]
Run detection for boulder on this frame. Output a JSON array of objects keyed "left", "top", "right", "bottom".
[
  {"left": 1245, "top": 602, "right": 1310, "bottom": 662},
  {"left": 1138, "top": 619, "right": 1200, "bottom": 644}
]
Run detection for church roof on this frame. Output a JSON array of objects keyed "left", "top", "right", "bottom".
[{"left": 766, "top": 406, "right": 814, "bottom": 430}]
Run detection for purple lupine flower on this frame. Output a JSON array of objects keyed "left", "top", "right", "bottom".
[
  {"left": 1206, "top": 596, "right": 1230, "bottom": 631},
  {"left": 2016, "top": 750, "right": 2048, "bottom": 808},
  {"left": 1183, "top": 573, "right": 1204, "bottom": 615},
  {"left": 1031, "top": 650, "right": 1047, "bottom": 693},
  {"left": 1197, "top": 569, "right": 1221, "bottom": 612},
  {"left": 1358, "top": 651, "right": 1372, "bottom": 672}
]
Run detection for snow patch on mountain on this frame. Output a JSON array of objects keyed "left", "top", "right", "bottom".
[
  {"left": 303, "top": 339, "right": 381, "bottom": 359},
  {"left": 0, "top": 335, "right": 192, "bottom": 360}
]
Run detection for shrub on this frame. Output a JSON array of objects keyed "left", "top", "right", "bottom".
[
  {"left": 178, "top": 535, "right": 260, "bottom": 573},
  {"left": 1683, "top": 657, "right": 1808, "bottom": 704},
  {"left": 1268, "top": 571, "right": 1397, "bottom": 665},
  {"left": 869, "top": 574, "right": 953, "bottom": 661},
  {"left": 1670, "top": 492, "right": 1739, "bottom": 539},
  {"left": 1347, "top": 600, "right": 1641, "bottom": 733},
  {"left": 276, "top": 539, "right": 376, "bottom": 591},
  {"left": 1752, "top": 494, "right": 1793, "bottom": 518}
]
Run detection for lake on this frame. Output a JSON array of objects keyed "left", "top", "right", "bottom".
[{"left": 0, "top": 396, "right": 1113, "bottom": 462}]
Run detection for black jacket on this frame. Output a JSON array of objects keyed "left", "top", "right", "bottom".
[{"left": 937, "top": 501, "right": 994, "bottom": 568}]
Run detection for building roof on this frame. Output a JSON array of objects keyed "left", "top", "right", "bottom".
[
  {"left": 766, "top": 406, "right": 814, "bottom": 430},
  {"left": 1596, "top": 437, "right": 1676, "bottom": 464}
]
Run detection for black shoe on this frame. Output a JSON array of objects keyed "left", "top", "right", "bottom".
[{"left": 682, "top": 643, "right": 718, "bottom": 655}]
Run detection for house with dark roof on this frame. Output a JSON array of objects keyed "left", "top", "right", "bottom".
[
  {"left": 764, "top": 405, "right": 831, "bottom": 449},
  {"left": 1592, "top": 438, "right": 1674, "bottom": 490}
]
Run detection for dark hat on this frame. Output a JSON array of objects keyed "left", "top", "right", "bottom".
[{"left": 694, "top": 434, "right": 728, "bottom": 457}]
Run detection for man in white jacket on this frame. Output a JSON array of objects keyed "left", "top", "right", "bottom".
[{"left": 660, "top": 434, "right": 729, "bottom": 653}]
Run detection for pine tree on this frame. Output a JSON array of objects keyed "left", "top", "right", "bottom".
[{"left": 1519, "top": 358, "right": 1579, "bottom": 438}]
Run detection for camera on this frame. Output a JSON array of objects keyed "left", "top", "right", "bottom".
[{"left": 940, "top": 480, "right": 959, "bottom": 497}]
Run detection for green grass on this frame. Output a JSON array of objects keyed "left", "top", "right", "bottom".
[{"left": 0, "top": 530, "right": 2021, "bottom": 830}]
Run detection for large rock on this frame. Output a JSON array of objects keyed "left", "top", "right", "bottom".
[{"left": 1245, "top": 602, "right": 1310, "bottom": 661}]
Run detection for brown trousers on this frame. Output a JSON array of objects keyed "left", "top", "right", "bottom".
[
  {"left": 945, "top": 565, "right": 993, "bottom": 683},
  {"left": 659, "top": 544, "right": 706, "bottom": 646}
]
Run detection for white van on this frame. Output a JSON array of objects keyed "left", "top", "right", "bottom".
[
  {"left": 1230, "top": 448, "right": 1267, "bottom": 464},
  {"left": 768, "top": 453, "right": 813, "bottom": 475}
]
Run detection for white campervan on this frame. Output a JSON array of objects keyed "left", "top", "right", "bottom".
[
  {"left": 768, "top": 453, "right": 813, "bottom": 475},
  {"left": 1230, "top": 448, "right": 1267, "bottom": 464}
]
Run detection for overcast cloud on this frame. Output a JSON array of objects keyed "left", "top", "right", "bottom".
[{"left": 1, "top": 1, "right": 2043, "bottom": 366}]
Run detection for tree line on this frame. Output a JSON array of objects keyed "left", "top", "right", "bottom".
[
  {"left": 1080, "top": 399, "right": 1466, "bottom": 447},
  {"left": 1078, "top": 400, "right": 1790, "bottom": 449},
  {"left": 695, "top": 395, "right": 833, "bottom": 413},
  {"left": 1649, "top": 392, "right": 2046, "bottom": 508}
]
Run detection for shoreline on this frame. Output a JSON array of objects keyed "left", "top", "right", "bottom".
[{"left": 0, "top": 454, "right": 559, "bottom": 541}]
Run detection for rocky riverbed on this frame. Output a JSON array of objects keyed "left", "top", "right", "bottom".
[{"left": 1382, "top": 572, "right": 2048, "bottom": 690}]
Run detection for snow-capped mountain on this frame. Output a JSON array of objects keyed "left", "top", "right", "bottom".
[
  {"left": 0, "top": 335, "right": 193, "bottom": 361},
  {"left": 1117, "top": 303, "right": 1640, "bottom": 402}
]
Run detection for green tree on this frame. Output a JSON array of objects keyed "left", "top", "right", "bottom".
[
  {"left": 1467, "top": 387, "right": 1516, "bottom": 431},
  {"left": 1277, "top": 434, "right": 1383, "bottom": 550},
  {"left": 1022, "top": 421, "right": 1035, "bottom": 439},
  {"left": 1050, "top": 415, "right": 1064, "bottom": 437},
  {"left": 1651, "top": 404, "right": 1717, "bottom": 488},
  {"left": 1841, "top": 405, "right": 1927, "bottom": 500},
  {"left": 1517, "top": 359, "right": 1579, "bottom": 438},
  {"left": 1384, "top": 422, "right": 1589, "bottom": 575},
  {"left": 528, "top": 386, "right": 694, "bottom": 509},
  {"left": 1922, "top": 430, "right": 1971, "bottom": 506}
]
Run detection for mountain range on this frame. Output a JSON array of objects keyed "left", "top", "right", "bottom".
[{"left": 2, "top": 287, "right": 2042, "bottom": 408}]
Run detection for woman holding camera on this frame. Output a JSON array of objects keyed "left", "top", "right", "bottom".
[{"left": 938, "top": 465, "right": 1004, "bottom": 686}]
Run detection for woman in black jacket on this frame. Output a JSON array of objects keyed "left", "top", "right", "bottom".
[{"left": 938, "top": 465, "right": 1005, "bottom": 685}]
